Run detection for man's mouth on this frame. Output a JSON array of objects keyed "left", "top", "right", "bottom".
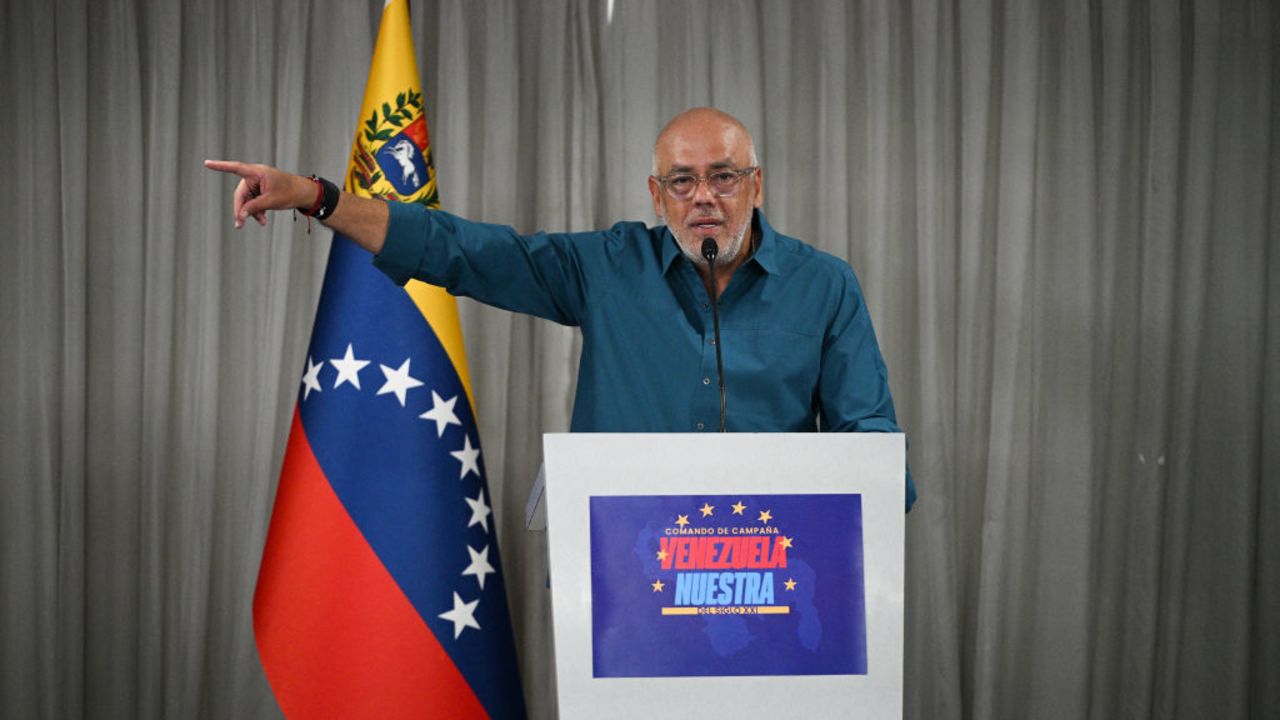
[{"left": 689, "top": 218, "right": 723, "bottom": 233}]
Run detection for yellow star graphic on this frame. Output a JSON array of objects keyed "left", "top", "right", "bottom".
[
  {"left": 758, "top": 509, "right": 773, "bottom": 524},
  {"left": 675, "top": 514, "right": 690, "bottom": 527},
  {"left": 656, "top": 548, "right": 669, "bottom": 562},
  {"left": 652, "top": 579, "right": 665, "bottom": 592},
  {"left": 731, "top": 501, "right": 746, "bottom": 515},
  {"left": 699, "top": 502, "right": 714, "bottom": 517},
  {"left": 784, "top": 578, "right": 797, "bottom": 591},
  {"left": 778, "top": 536, "right": 793, "bottom": 549}
]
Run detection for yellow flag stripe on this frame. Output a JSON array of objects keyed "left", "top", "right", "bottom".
[
  {"left": 344, "top": 0, "right": 477, "bottom": 416},
  {"left": 404, "top": 281, "right": 477, "bottom": 417}
]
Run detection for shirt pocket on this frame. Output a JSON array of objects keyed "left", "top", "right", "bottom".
[{"left": 721, "top": 326, "right": 822, "bottom": 425}]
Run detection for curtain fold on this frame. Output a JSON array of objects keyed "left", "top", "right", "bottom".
[{"left": 2, "top": 1, "right": 1275, "bottom": 718}]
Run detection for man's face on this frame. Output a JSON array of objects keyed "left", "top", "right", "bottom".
[{"left": 648, "top": 117, "right": 763, "bottom": 268}]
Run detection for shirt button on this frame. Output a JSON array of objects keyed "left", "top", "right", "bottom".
[
  {"left": 696, "top": 422, "right": 705, "bottom": 430},
  {"left": 702, "top": 377, "right": 711, "bottom": 385},
  {"left": 709, "top": 338, "right": 716, "bottom": 346},
  {"left": 702, "top": 302, "right": 709, "bottom": 310}
]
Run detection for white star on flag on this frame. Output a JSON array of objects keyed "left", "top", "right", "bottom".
[
  {"left": 330, "top": 343, "right": 370, "bottom": 390},
  {"left": 450, "top": 435, "right": 482, "bottom": 479},
  {"left": 301, "top": 356, "right": 323, "bottom": 400},
  {"left": 377, "top": 357, "right": 424, "bottom": 406},
  {"left": 462, "top": 544, "right": 496, "bottom": 590},
  {"left": 437, "top": 592, "right": 481, "bottom": 639},
  {"left": 466, "top": 488, "right": 491, "bottom": 533},
  {"left": 419, "top": 391, "right": 462, "bottom": 437}
]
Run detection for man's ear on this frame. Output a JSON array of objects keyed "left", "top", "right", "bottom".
[
  {"left": 752, "top": 166, "right": 764, "bottom": 208},
  {"left": 648, "top": 176, "right": 665, "bottom": 219}
]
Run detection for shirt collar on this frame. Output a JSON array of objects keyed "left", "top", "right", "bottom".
[{"left": 660, "top": 209, "right": 780, "bottom": 275}]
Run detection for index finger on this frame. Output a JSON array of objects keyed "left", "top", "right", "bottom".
[{"left": 204, "top": 159, "right": 249, "bottom": 177}]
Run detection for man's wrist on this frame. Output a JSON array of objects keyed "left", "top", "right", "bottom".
[{"left": 297, "top": 175, "right": 340, "bottom": 220}]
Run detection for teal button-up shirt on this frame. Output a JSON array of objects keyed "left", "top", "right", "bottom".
[{"left": 374, "top": 202, "right": 916, "bottom": 510}]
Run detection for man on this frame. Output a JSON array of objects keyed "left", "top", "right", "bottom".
[{"left": 207, "top": 107, "right": 916, "bottom": 509}]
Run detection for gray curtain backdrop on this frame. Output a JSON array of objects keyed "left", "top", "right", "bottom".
[{"left": 2, "top": 0, "right": 1276, "bottom": 718}]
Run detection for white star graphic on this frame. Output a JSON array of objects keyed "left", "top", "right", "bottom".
[
  {"left": 329, "top": 343, "right": 370, "bottom": 390},
  {"left": 437, "top": 592, "right": 481, "bottom": 639},
  {"left": 465, "top": 488, "right": 492, "bottom": 533},
  {"left": 450, "top": 435, "right": 482, "bottom": 480},
  {"left": 462, "top": 544, "right": 496, "bottom": 590},
  {"left": 419, "top": 391, "right": 462, "bottom": 437},
  {"left": 301, "top": 356, "right": 323, "bottom": 400},
  {"left": 376, "top": 357, "right": 424, "bottom": 406}
]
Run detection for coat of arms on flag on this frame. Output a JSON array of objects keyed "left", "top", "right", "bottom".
[
  {"left": 252, "top": 1, "right": 526, "bottom": 717},
  {"left": 350, "top": 88, "right": 439, "bottom": 205}
]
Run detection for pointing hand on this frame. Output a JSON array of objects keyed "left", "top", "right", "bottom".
[{"left": 204, "top": 160, "right": 315, "bottom": 229}]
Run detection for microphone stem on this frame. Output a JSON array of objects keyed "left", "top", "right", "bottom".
[{"left": 708, "top": 260, "right": 726, "bottom": 433}]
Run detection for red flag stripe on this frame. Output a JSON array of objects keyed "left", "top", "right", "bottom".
[{"left": 254, "top": 410, "right": 488, "bottom": 719}]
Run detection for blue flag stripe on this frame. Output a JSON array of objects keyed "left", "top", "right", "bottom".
[{"left": 301, "top": 236, "right": 524, "bottom": 715}]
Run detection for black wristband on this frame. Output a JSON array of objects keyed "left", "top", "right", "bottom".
[{"left": 304, "top": 175, "right": 340, "bottom": 220}]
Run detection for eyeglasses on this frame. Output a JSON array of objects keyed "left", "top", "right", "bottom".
[{"left": 655, "top": 166, "right": 758, "bottom": 201}]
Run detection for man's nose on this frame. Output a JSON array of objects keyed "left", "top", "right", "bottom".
[{"left": 690, "top": 176, "right": 718, "bottom": 204}]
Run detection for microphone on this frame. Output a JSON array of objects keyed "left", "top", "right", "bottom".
[
  {"left": 701, "top": 238, "right": 718, "bottom": 265},
  {"left": 701, "top": 239, "right": 727, "bottom": 433}
]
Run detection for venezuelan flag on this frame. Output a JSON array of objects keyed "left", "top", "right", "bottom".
[{"left": 253, "top": 1, "right": 526, "bottom": 717}]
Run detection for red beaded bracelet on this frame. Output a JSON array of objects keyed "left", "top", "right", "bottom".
[{"left": 301, "top": 176, "right": 326, "bottom": 217}]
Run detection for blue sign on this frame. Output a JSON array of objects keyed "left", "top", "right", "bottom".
[{"left": 589, "top": 493, "right": 866, "bottom": 678}]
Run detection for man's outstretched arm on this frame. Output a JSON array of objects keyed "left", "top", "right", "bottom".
[{"left": 204, "top": 160, "right": 389, "bottom": 254}]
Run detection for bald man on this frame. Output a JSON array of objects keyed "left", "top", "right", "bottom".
[{"left": 207, "top": 107, "right": 916, "bottom": 510}]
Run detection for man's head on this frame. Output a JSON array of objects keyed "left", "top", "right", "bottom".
[{"left": 649, "top": 108, "right": 763, "bottom": 269}]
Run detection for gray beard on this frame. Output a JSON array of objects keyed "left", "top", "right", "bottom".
[{"left": 678, "top": 221, "right": 749, "bottom": 268}]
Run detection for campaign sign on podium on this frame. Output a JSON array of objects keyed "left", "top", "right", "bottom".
[{"left": 543, "top": 433, "right": 904, "bottom": 719}]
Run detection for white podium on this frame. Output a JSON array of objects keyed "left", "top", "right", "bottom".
[{"left": 541, "top": 433, "right": 905, "bottom": 719}]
